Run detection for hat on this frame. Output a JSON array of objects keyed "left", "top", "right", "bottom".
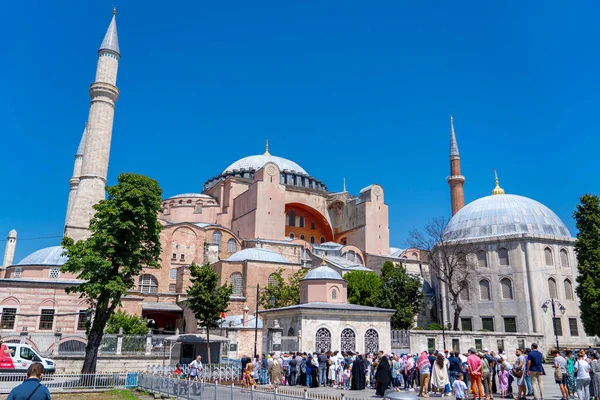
[{"left": 483, "top": 348, "right": 489, "bottom": 352}]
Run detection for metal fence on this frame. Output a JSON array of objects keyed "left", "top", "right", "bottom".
[
  {"left": 146, "top": 364, "right": 242, "bottom": 382},
  {"left": 137, "top": 373, "right": 362, "bottom": 400},
  {"left": 0, "top": 372, "right": 138, "bottom": 394}
]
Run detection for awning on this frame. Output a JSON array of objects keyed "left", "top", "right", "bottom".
[
  {"left": 164, "top": 333, "right": 230, "bottom": 343},
  {"left": 142, "top": 302, "right": 183, "bottom": 312}
]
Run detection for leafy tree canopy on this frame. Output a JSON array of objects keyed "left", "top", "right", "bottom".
[
  {"left": 343, "top": 271, "right": 382, "bottom": 307},
  {"left": 259, "top": 268, "right": 308, "bottom": 309},
  {"left": 376, "top": 262, "right": 424, "bottom": 330},
  {"left": 106, "top": 310, "right": 148, "bottom": 335},
  {"left": 574, "top": 194, "right": 600, "bottom": 336}
]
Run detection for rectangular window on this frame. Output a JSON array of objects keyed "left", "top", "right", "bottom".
[
  {"left": 427, "top": 338, "right": 435, "bottom": 352},
  {"left": 553, "top": 317, "right": 563, "bottom": 336},
  {"left": 169, "top": 283, "right": 176, "bottom": 292},
  {"left": 171, "top": 253, "right": 177, "bottom": 260},
  {"left": 504, "top": 317, "right": 517, "bottom": 333},
  {"left": 1, "top": 308, "right": 17, "bottom": 330},
  {"left": 77, "top": 310, "right": 87, "bottom": 331},
  {"left": 475, "top": 339, "right": 483, "bottom": 352},
  {"left": 481, "top": 317, "right": 495, "bottom": 331},
  {"left": 169, "top": 268, "right": 177, "bottom": 280},
  {"left": 461, "top": 317, "right": 473, "bottom": 331},
  {"left": 569, "top": 318, "right": 579, "bottom": 336},
  {"left": 497, "top": 339, "right": 505, "bottom": 353},
  {"left": 14, "top": 267, "right": 21, "bottom": 278},
  {"left": 452, "top": 338, "right": 460, "bottom": 353},
  {"left": 39, "top": 309, "right": 55, "bottom": 331},
  {"left": 180, "top": 254, "right": 185, "bottom": 261}
]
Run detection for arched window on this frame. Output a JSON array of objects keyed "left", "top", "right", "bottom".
[
  {"left": 479, "top": 279, "right": 491, "bottom": 301},
  {"left": 500, "top": 278, "right": 514, "bottom": 300},
  {"left": 289, "top": 233, "right": 295, "bottom": 239},
  {"left": 299, "top": 216, "right": 305, "bottom": 228},
  {"left": 340, "top": 328, "right": 356, "bottom": 352},
  {"left": 548, "top": 278, "right": 558, "bottom": 299},
  {"left": 320, "top": 237, "right": 326, "bottom": 244},
  {"left": 227, "top": 239, "right": 237, "bottom": 253},
  {"left": 300, "top": 234, "right": 305, "bottom": 240},
  {"left": 544, "top": 247, "right": 554, "bottom": 266},
  {"left": 457, "top": 252, "right": 467, "bottom": 268},
  {"left": 310, "top": 236, "right": 315, "bottom": 244},
  {"left": 139, "top": 274, "right": 158, "bottom": 294},
  {"left": 411, "top": 252, "right": 418, "bottom": 260},
  {"left": 229, "top": 272, "right": 243, "bottom": 296},
  {"left": 212, "top": 230, "right": 222, "bottom": 249},
  {"left": 288, "top": 327, "right": 295, "bottom": 336},
  {"left": 560, "top": 249, "right": 569, "bottom": 268},
  {"left": 268, "top": 273, "right": 278, "bottom": 287},
  {"left": 315, "top": 328, "right": 331, "bottom": 353},
  {"left": 477, "top": 251, "right": 488, "bottom": 268},
  {"left": 498, "top": 248, "right": 509, "bottom": 266},
  {"left": 288, "top": 211, "right": 296, "bottom": 227},
  {"left": 332, "top": 289, "right": 337, "bottom": 300},
  {"left": 364, "top": 329, "right": 379, "bottom": 354},
  {"left": 564, "top": 279, "right": 574, "bottom": 300},
  {"left": 459, "top": 282, "right": 470, "bottom": 301},
  {"left": 311, "top": 221, "right": 315, "bottom": 230}
]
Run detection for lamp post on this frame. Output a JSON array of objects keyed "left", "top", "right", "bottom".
[
  {"left": 541, "top": 298, "right": 566, "bottom": 351},
  {"left": 253, "top": 284, "right": 275, "bottom": 358}
]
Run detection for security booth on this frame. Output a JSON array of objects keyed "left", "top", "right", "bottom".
[{"left": 165, "top": 333, "right": 230, "bottom": 366}]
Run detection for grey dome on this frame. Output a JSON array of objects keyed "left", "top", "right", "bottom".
[
  {"left": 444, "top": 194, "right": 571, "bottom": 241},
  {"left": 17, "top": 246, "right": 68, "bottom": 266},
  {"left": 303, "top": 266, "right": 344, "bottom": 281},
  {"left": 223, "top": 155, "right": 307, "bottom": 175},
  {"left": 225, "top": 248, "right": 288, "bottom": 263},
  {"left": 167, "top": 193, "right": 213, "bottom": 200}
]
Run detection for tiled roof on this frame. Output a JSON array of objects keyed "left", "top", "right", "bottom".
[
  {"left": 225, "top": 248, "right": 289, "bottom": 263},
  {"left": 259, "top": 302, "right": 395, "bottom": 313}
]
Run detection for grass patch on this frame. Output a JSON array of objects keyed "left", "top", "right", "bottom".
[{"left": 52, "top": 389, "right": 143, "bottom": 400}]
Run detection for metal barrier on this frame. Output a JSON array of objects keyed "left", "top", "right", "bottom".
[
  {"left": 146, "top": 363, "right": 242, "bottom": 382},
  {"left": 0, "top": 372, "right": 139, "bottom": 394}
]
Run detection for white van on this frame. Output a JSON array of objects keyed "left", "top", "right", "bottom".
[{"left": 0, "top": 343, "right": 56, "bottom": 374}]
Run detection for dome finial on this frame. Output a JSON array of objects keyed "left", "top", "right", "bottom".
[
  {"left": 492, "top": 169, "right": 505, "bottom": 195},
  {"left": 321, "top": 254, "right": 327, "bottom": 265},
  {"left": 264, "top": 139, "right": 270, "bottom": 155},
  {"left": 113, "top": 6, "right": 117, "bottom": 15}
]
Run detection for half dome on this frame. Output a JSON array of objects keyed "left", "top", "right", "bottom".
[
  {"left": 444, "top": 194, "right": 571, "bottom": 241},
  {"left": 225, "top": 248, "right": 289, "bottom": 263},
  {"left": 17, "top": 246, "right": 68, "bottom": 266},
  {"left": 223, "top": 155, "right": 307, "bottom": 175}
]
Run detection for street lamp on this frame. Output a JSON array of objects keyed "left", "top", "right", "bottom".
[
  {"left": 253, "top": 285, "right": 277, "bottom": 358},
  {"left": 542, "top": 298, "right": 566, "bottom": 351}
]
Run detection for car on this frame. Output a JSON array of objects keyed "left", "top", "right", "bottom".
[{"left": 0, "top": 343, "right": 56, "bottom": 374}]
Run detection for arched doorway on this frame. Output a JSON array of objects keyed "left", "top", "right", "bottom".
[{"left": 315, "top": 328, "right": 331, "bottom": 353}]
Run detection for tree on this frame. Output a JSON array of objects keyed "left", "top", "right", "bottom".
[
  {"left": 344, "top": 271, "right": 382, "bottom": 307},
  {"left": 574, "top": 194, "right": 600, "bottom": 336},
  {"left": 186, "top": 262, "right": 232, "bottom": 365},
  {"left": 106, "top": 310, "right": 148, "bottom": 335},
  {"left": 409, "top": 216, "right": 478, "bottom": 330},
  {"left": 259, "top": 268, "right": 308, "bottom": 309},
  {"left": 61, "top": 173, "right": 163, "bottom": 373},
  {"left": 376, "top": 262, "right": 424, "bottom": 330}
]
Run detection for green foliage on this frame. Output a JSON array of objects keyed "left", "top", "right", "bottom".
[
  {"left": 376, "top": 263, "right": 424, "bottom": 330},
  {"left": 344, "top": 271, "right": 382, "bottom": 307},
  {"left": 381, "top": 261, "right": 396, "bottom": 277},
  {"left": 186, "top": 262, "right": 232, "bottom": 364},
  {"left": 259, "top": 268, "right": 308, "bottom": 309},
  {"left": 105, "top": 310, "right": 148, "bottom": 335},
  {"left": 574, "top": 194, "right": 600, "bottom": 336},
  {"left": 426, "top": 323, "right": 443, "bottom": 330},
  {"left": 61, "top": 173, "right": 163, "bottom": 373},
  {"left": 413, "top": 326, "right": 424, "bottom": 330}
]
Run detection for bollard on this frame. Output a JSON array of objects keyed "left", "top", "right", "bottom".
[
  {"left": 303, "top": 387, "right": 308, "bottom": 399},
  {"left": 231, "top": 382, "right": 235, "bottom": 400}
]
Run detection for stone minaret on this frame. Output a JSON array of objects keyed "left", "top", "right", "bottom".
[
  {"left": 2, "top": 229, "right": 17, "bottom": 269},
  {"left": 447, "top": 116, "right": 465, "bottom": 216},
  {"left": 64, "top": 11, "right": 120, "bottom": 241},
  {"left": 64, "top": 124, "right": 87, "bottom": 228}
]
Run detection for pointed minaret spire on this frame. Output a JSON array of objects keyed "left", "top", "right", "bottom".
[
  {"left": 343, "top": 178, "right": 347, "bottom": 192},
  {"left": 446, "top": 116, "right": 466, "bottom": 216},
  {"left": 75, "top": 123, "right": 87, "bottom": 156},
  {"left": 450, "top": 115, "right": 459, "bottom": 157},
  {"left": 99, "top": 10, "right": 120, "bottom": 56},
  {"left": 264, "top": 139, "right": 270, "bottom": 155}
]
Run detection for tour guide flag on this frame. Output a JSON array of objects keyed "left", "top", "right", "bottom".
[{"left": 221, "top": 311, "right": 226, "bottom": 319}]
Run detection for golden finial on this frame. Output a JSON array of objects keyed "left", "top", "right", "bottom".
[
  {"left": 113, "top": 7, "right": 117, "bottom": 15},
  {"left": 492, "top": 169, "right": 505, "bottom": 195},
  {"left": 264, "top": 139, "right": 270, "bottom": 155},
  {"left": 321, "top": 254, "right": 327, "bottom": 265}
]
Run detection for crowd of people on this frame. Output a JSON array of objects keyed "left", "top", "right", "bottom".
[{"left": 237, "top": 344, "right": 600, "bottom": 400}]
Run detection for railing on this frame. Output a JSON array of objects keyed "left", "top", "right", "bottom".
[
  {"left": 138, "top": 373, "right": 362, "bottom": 400},
  {"left": 146, "top": 363, "right": 242, "bottom": 382},
  {"left": 0, "top": 372, "right": 138, "bottom": 394}
]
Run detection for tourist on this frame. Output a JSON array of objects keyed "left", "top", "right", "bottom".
[
  {"left": 566, "top": 350, "right": 577, "bottom": 397},
  {"left": 328, "top": 356, "right": 336, "bottom": 386},
  {"left": 268, "top": 354, "right": 283, "bottom": 387},
  {"left": 343, "top": 366, "right": 352, "bottom": 390},
  {"left": 553, "top": 350, "right": 569, "bottom": 400},
  {"left": 281, "top": 353, "right": 290, "bottom": 385},
  {"left": 491, "top": 351, "right": 499, "bottom": 394},
  {"left": 590, "top": 353, "right": 600, "bottom": 400},
  {"left": 188, "top": 355, "right": 203, "bottom": 381},
  {"left": 448, "top": 352, "right": 462, "bottom": 387},
  {"left": 575, "top": 349, "right": 591, "bottom": 400},
  {"left": 527, "top": 343, "right": 544, "bottom": 400},
  {"left": 498, "top": 363, "right": 509, "bottom": 398},
  {"left": 310, "top": 353, "right": 320, "bottom": 388},
  {"left": 305, "top": 354, "right": 313, "bottom": 387},
  {"left": 318, "top": 350, "right": 328, "bottom": 386},
  {"left": 467, "top": 348, "right": 484, "bottom": 400},
  {"left": 253, "top": 355, "right": 261, "bottom": 384},
  {"left": 261, "top": 354, "right": 268, "bottom": 384},
  {"left": 173, "top": 364, "right": 183, "bottom": 378},
  {"left": 242, "top": 361, "right": 256, "bottom": 388},
  {"left": 375, "top": 355, "right": 392, "bottom": 397},
  {"left": 391, "top": 355, "right": 401, "bottom": 388},
  {"left": 524, "top": 348, "right": 534, "bottom": 396},
  {"left": 431, "top": 353, "right": 450, "bottom": 397},
  {"left": 417, "top": 351, "right": 431, "bottom": 397},
  {"left": 452, "top": 372, "right": 468, "bottom": 400},
  {"left": 480, "top": 352, "right": 491, "bottom": 400},
  {"left": 460, "top": 352, "right": 470, "bottom": 390},
  {"left": 289, "top": 355, "right": 298, "bottom": 386},
  {"left": 241, "top": 354, "right": 250, "bottom": 380},
  {"left": 351, "top": 354, "right": 367, "bottom": 390},
  {"left": 6, "top": 363, "right": 51, "bottom": 400},
  {"left": 404, "top": 354, "right": 415, "bottom": 390},
  {"left": 511, "top": 348, "right": 527, "bottom": 400}
]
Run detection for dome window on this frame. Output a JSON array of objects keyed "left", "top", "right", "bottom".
[
  {"left": 49, "top": 268, "right": 60, "bottom": 279},
  {"left": 300, "top": 234, "right": 305, "bottom": 240},
  {"left": 497, "top": 248, "right": 509, "bottom": 266},
  {"left": 227, "top": 239, "right": 237, "bottom": 253},
  {"left": 289, "top": 233, "right": 295, "bottom": 239}
]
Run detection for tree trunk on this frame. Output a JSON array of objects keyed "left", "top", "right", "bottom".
[
  {"left": 81, "top": 302, "right": 116, "bottom": 374},
  {"left": 453, "top": 306, "right": 462, "bottom": 331},
  {"left": 206, "top": 328, "right": 211, "bottom": 366}
]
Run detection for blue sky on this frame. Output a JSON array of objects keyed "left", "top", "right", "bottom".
[{"left": 1, "top": 1, "right": 598, "bottom": 261}]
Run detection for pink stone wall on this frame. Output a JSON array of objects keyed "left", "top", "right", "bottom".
[{"left": 300, "top": 280, "right": 348, "bottom": 304}]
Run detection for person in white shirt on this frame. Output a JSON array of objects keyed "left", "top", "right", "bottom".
[
  {"left": 452, "top": 372, "right": 468, "bottom": 400},
  {"left": 575, "top": 350, "right": 591, "bottom": 400},
  {"left": 188, "top": 355, "right": 203, "bottom": 381}
]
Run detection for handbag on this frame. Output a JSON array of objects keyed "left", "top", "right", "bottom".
[{"left": 555, "top": 367, "right": 563, "bottom": 381}]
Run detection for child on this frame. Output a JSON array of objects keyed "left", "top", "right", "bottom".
[
  {"left": 343, "top": 367, "right": 352, "bottom": 390},
  {"left": 328, "top": 359, "right": 336, "bottom": 387},
  {"left": 498, "top": 363, "right": 509, "bottom": 398},
  {"left": 173, "top": 364, "right": 183, "bottom": 378},
  {"left": 337, "top": 360, "right": 345, "bottom": 388},
  {"left": 452, "top": 372, "right": 468, "bottom": 400}
]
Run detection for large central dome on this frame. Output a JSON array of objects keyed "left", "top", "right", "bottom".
[
  {"left": 223, "top": 154, "right": 307, "bottom": 175},
  {"left": 444, "top": 194, "right": 571, "bottom": 241}
]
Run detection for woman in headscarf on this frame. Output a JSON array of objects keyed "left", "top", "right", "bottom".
[
  {"left": 431, "top": 353, "right": 450, "bottom": 396},
  {"left": 268, "top": 354, "right": 282, "bottom": 388},
  {"left": 242, "top": 361, "right": 256, "bottom": 388},
  {"left": 375, "top": 355, "right": 393, "bottom": 396},
  {"left": 351, "top": 354, "right": 367, "bottom": 390},
  {"left": 310, "top": 353, "right": 320, "bottom": 388},
  {"left": 404, "top": 353, "right": 415, "bottom": 390},
  {"left": 417, "top": 351, "right": 432, "bottom": 397}
]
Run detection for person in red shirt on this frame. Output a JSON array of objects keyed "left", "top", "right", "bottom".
[{"left": 467, "top": 348, "right": 484, "bottom": 400}]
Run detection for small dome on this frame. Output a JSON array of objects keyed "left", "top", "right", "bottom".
[
  {"left": 223, "top": 155, "right": 307, "bottom": 175},
  {"left": 17, "top": 246, "right": 68, "bottom": 266},
  {"left": 225, "top": 248, "right": 288, "bottom": 263},
  {"left": 445, "top": 194, "right": 571, "bottom": 241},
  {"left": 167, "top": 193, "right": 213, "bottom": 200},
  {"left": 303, "top": 266, "right": 344, "bottom": 281}
]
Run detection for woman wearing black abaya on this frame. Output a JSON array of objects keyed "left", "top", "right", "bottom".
[
  {"left": 375, "top": 356, "right": 392, "bottom": 396},
  {"left": 351, "top": 355, "right": 367, "bottom": 390},
  {"left": 310, "top": 353, "right": 319, "bottom": 388}
]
